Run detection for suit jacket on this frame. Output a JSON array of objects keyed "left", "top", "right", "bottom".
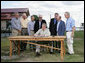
[
  {"left": 57, "top": 20, "right": 66, "bottom": 36},
  {"left": 49, "top": 18, "right": 57, "bottom": 36},
  {"left": 34, "top": 19, "right": 46, "bottom": 33}
]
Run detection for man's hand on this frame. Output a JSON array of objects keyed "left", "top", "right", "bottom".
[
  {"left": 71, "top": 32, "right": 74, "bottom": 37},
  {"left": 18, "top": 30, "right": 21, "bottom": 33},
  {"left": 34, "top": 34, "right": 38, "bottom": 37}
]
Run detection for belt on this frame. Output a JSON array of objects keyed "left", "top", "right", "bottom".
[
  {"left": 30, "top": 30, "right": 34, "bottom": 31},
  {"left": 66, "top": 31, "right": 72, "bottom": 32},
  {"left": 22, "top": 28, "right": 27, "bottom": 29}
]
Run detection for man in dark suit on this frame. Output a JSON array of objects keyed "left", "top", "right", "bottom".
[
  {"left": 49, "top": 13, "right": 59, "bottom": 53},
  {"left": 56, "top": 16, "right": 65, "bottom": 52},
  {"left": 34, "top": 15, "right": 47, "bottom": 33}
]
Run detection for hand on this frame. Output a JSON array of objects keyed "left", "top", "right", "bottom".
[
  {"left": 34, "top": 34, "right": 38, "bottom": 37},
  {"left": 18, "top": 30, "right": 21, "bottom": 33},
  {"left": 71, "top": 32, "right": 74, "bottom": 37}
]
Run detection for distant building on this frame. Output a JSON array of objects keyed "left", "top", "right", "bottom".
[{"left": 1, "top": 8, "right": 30, "bottom": 31}]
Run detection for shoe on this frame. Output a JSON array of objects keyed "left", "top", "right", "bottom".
[
  {"left": 50, "top": 52, "right": 53, "bottom": 54},
  {"left": 20, "top": 49, "right": 24, "bottom": 52},
  {"left": 35, "top": 52, "right": 41, "bottom": 57},
  {"left": 66, "top": 52, "right": 74, "bottom": 55}
]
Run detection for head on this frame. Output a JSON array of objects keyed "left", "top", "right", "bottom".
[
  {"left": 22, "top": 13, "right": 27, "bottom": 19},
  {"left": 42, "top": 23, "right": 47, "bottom": 30},
  {"left": 64, "top": 12, "right": 70, "bottom": 19},
  {"left": 54, "top": 13, "right": 59, "bottom": 20},
  {"left": 15, "top": 12, "right": 19, "bottom": 18},
  {"left": 39, "top": 15, "right": 43, "bottom": 21},
  {"left": 31, "top": 15, "right": 35, "bottom": 21},
  {"left": 57, "top": 16, "right": 61, "bottom": 21}
]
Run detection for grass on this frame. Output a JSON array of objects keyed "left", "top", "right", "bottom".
[{"left": 1, "top": 31, "right": 84, "bottom": 62}]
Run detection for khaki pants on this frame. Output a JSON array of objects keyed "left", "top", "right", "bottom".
[
  {"left": 12, "top": 29, "right": 21, "bottom": 50},
  {"left": 66, "top": 32, "right": 74, "bottom": 54}
]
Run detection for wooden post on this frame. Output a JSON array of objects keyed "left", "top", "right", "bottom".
[
  {"left": 9, "top": 40, "right": 12, "bottom": 58},
  {"left": 60, "top": 40, "right": 64, "bottom": 61},
  {"left": 62, "top": 41, "right": 65, "bottom": 56},
  {"left": 18, "top": 41, "right": 20, "bottom": 56}
]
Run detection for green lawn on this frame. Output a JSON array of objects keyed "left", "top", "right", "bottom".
[{"left": 1, "top": 31, "right": 84, "bottom": 62}]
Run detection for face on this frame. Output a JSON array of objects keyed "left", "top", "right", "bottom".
[
  {"left": 22, "top": 15, "right": 27, "bottom": 19},
  {"left": 15, "top": 14, "right": 19, "bottom": 18},
  {"left": 64, "top": 13, "right": 69, "bottom": 19},
  {"left": 57, "top": 16, "right": 60, "bottom": 21},
  {"left": 55, "top": 14, "right": 58, "bottom": 20},
  {"left": 31, "top": 16, "right": 35, "bottom": 21},
  {"left": 39, "top": 17, "right": 42, "bottom": 21},
  {"left": 42, "top": 25, "right": 46, "bottom": 30}
]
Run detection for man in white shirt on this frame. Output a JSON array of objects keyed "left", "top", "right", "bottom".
[
  {"left": 34, "top": 23, "right": 51, "bottom": 56},
  {"left": 20, "top": 13, "right": 29, "bottom": 51}
]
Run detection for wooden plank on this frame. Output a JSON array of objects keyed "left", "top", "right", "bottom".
[{"left": 24, "top": 42, "right": 61, "bottom": 50}]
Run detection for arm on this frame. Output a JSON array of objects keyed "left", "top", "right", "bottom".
[
  {"left": 27, "top": 22, "right": 31, "bottom": 35},
  {"left": 71, "top": 19, "right": 75, "bottom": 37},
  {"left": 34, "top": 29, "right": 41, "bottom": 36},
  {"left": 61, "top": 21, "right": 66, "bottom": 36}
]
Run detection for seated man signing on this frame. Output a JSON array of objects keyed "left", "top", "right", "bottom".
[{"left": 34, "top": 23, "right": 51, "bottom": 56}]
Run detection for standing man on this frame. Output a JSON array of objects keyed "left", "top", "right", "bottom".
[
  {"left": 49, "top": 13, "right": 59, "bottom": 53},
  {"left": 11, "top": 12, "right": 21, "bottom": 52},
  {"left": 20, "top": 13, "right": 29, "bottom": 51},
  {"left": 64, "top": 12, "right": 75, "bottom": 55},
  {"left": 27, "top": 15, "right": 35, "bottom": 50},
  {"left": 56, "top": 16, "right": 66, "bottom": 50},
  {"left": 34, "top": 15, "right": 47, "bottom": 33}
]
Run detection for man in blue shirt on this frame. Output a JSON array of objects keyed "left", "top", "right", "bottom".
[
  {"left": 11, "top": 12, "right": 21, "bottom": 52},
  {"left": 64, "top": 12, "right": 75, "bottom": 55}
]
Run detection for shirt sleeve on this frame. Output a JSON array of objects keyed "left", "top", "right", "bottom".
[
  {"left": 27, "top": 22, "right": 31, "bottom": 35},
  {"left": 71, "top": 18, "right": 75, "bottom": 27},
  {"left": 34, "top": 29, "right": 41, "bottom": 35}
]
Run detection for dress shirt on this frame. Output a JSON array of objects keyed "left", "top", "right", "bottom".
[
  {"left": 66, "top": 17, "right": 75, "bottom": 31},
  {"left": 35, "top": 28, "right": 50, "bottom": 37},
  {"left": 39, "top": 21, "right": 41, "bottom": 28},
  {"left": 57, "top": 21, "right": 60, "bottom": 32},
  {"left": 20, "top": 17, "right": 29, "bottom": 28},
  {"left": 54, "top": 18, "right": 57, "bottom": 24},
  {"left": 27, "top": 21, "right": 35, "bottom": 35},
  {"left": 11, "top": 18, "right": 21, "bottom": 30}
]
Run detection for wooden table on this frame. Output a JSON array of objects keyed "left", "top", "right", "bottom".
[{"left": 8, "top": 36, "right": 66, "bottom": 61}]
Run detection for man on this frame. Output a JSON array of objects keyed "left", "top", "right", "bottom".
[
  {"left": 27, "top": 15, "right": 35, "bottom": 50},
  {"left": 34, "top": 15, "right": 47, "bottom": 33},
  {"left": 64, "top": 12, "right": 75, "bottom": 55},
  {"left": 11, "top": 12, "right": 21, "bottom": 52},
  {"left": 56, "top": 16, "right": 65, "bottom": 50},
  {"left": 49, "top": 13, "right": 59, "bottom": 53},
  {"left": 20, "top": 13, "right": 29, "bottom": 51},
  {"left": 34, "top": 23, "right": 51, "bottom": 56}
]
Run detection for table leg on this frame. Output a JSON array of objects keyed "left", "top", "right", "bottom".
[
  {"left": 62, "top": 41, "right": 65, "bottom": 56},
  {"left": 60, "top": 40, "right": 64, "bottom": 61},
  {"left": 18, "top": 41, "right": 20, "bottom": 56},
  {"left": 10, "top": 40, "right": 12, "bottom": 57}
]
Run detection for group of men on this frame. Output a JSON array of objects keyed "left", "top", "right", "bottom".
[{"left": 11, "top": 12, "right": 75, "bottom": 56}]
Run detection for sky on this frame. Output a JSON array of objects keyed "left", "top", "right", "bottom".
[{"left": 1, "top": 1, "right": 84, "bottom": 27}]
